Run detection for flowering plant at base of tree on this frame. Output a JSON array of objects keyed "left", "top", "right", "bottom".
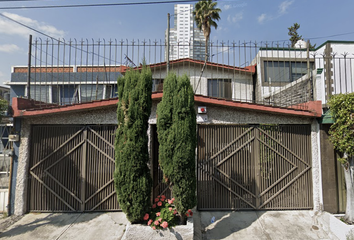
[{"left": 143, "top": 195, "right": 193, "bottom": 230}]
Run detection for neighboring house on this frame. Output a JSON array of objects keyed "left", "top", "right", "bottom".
[
  {"left": 314, "top": 41, "right": 354, "bottom": 106},
  {"left": 0, "top": 86, "right": 11, "bottom": 213},
  {"left": 7, "top": 66, "right": 126, "bottom": 105},
  {"left": 251, "top": 43, "right": 314, "bottom": 107},
  {"left": 313, "top": 41, "right": 354, "bottom": 213},
  {"left": 253, "top": 40, "right": 354, "bottom": 214},
  {"left": 252, "top": 40, "right": 354, "bottom": 108}
]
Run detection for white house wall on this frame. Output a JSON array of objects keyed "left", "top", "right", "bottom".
[
  {"left": 315, "top": 42, "right": 354, "bottom": 104},
  {"left": 252, "top": 49, "right": 310, "bottom": 103},
  {"left": 152, "top": 65, "right": 253, "bottom": 102}
]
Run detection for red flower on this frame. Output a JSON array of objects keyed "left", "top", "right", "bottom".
[
  {"left": 147, "top": 219, "right": 153, "bottom": 226},
  {"left": 152, "top": 204, "right": 156, "bottom": 209},
  {"left": 152, "top": 226, "right": 156, "bottom": 230},
  {"left": 158, "top": 218, "right": 162, "bottom": 222},
  {"left": 186, "top": 213, "right": 189, "bottom": 217},
  {"left": 154, "top": 198, "right": 159, "bottom": 203},
  {"left": 173, "top": 210, "right": 178, "bottom": 215},
  {"left": 172, "top": 198, "right": 175, "bottom": 201},
  {"left": 154, "top": 220, "right": 160, "bottom": 226},
  {"left": 169, "top": 207, "right": 172, "bottom": 211},
  {"left": 168, "top": 199, "right": 173, "bottom": 204},
  {"left": 187, "top": 209, "right": 193, "bottom": 216},
  {"left": 157, "top": 201, "right": 162, "bottom": 207},
  {"left": 156, "top": 212, "right": 161, "bottom": 217},
  {"left": 161, "top": 221, "right": 168, "bottom": 228},
  {"left": 143, "top": 213, "right": 149, "bottom": 221},
  {"left": 161, "top": 195, "right": 166, "bottom": 200}
]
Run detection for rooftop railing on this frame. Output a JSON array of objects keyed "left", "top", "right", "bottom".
[{"left": 9, "top": 36, "right": 354, "bottom": 111}]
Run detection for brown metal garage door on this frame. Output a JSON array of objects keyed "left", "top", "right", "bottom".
[
  {"left": 28, "top": 125, "right": 120, "bottom": 212},
  {"left": 197, "top": 124, "right": 313, "bottom": 210}
]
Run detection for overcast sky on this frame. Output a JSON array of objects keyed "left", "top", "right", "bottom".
[{"left": 0, "top": 0, "right": 354, "bottom": 85}]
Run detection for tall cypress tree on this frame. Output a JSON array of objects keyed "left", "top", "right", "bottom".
[
  {"left": 156, "top": 74, "right": 177, "bottom": 181},
  {"left": 114, "top": 65, "right": 152, "bottom": 223},
  {"left": 157, "top": 73, "right": 196, "bottom": 224}
]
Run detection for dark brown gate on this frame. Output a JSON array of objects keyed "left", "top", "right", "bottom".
[
  {"left": 197, "top": 125, "right": 313, "bottom": 210},
  {"left": 28, "top": 125, "right": 120, "bottom": 212}
]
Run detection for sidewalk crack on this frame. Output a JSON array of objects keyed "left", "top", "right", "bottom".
[{"left": 55, "top": 213, "right": 82, "bottom": 240}]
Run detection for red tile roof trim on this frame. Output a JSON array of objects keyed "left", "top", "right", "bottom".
[
  {"left": 11, "top": 94, "right": 321, "bottom": 118},
  {"left": 124, "top": 58, "right": 256, "bottom": 74},
  {"left": 12, "top": 97, "right": 119, "bottom": 118},
  {"left": 194, "top": 96, "right": 322, "bottom": 118}
]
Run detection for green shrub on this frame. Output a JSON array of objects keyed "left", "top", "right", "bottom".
[{"left": 114, "top": 65, "right": 152, "bottom": 223}]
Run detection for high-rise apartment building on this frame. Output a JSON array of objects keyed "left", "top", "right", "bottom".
[{"left": 165, "top": 4, "right": 208, "bottom": 61}]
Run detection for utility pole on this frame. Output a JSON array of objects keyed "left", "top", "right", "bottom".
[
  {"left": 27, "top": 35, "right": 32, "bottom": 99},
  {"left": 167, "top": 13, "right": 170, "bottom": 74},
  {"left": 307, "top": 39, "right": 310, "bottom": 77}
]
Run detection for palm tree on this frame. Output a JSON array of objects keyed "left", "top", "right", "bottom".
[{"left": 193, "top": 0, "right": 221, "bottom": 61}]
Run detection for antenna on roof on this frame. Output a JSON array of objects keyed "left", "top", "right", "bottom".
[{"left": 124, "top": 55, "right": 136, "bottom": 67}]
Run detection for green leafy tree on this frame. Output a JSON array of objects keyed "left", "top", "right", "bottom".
[
  {"left": 0, "top": 99, "right": 8, "bottom": 121},
  {"left": 114, "top": 65, "right": 152, "bottom": 223},
  {"left": 328, "top": 93, "right": 354, "bottom": 222},
  {"left": 193, "top": 0, "right": 221, "bottom": 61},
  {"left": 288, "top": 23, "right": 302, "bottom": 47},
  {"left": 157, "top": 73, "right": 196, "bottom": 224},
  {"left": 288, "top": 23, "right": 316, "bottom": 49}
]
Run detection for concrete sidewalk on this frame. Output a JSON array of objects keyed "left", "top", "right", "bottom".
[
  {"left": 0, "top": 212, "right": 129, "bottom": 240},
  {"left": 0, "top": 210, "right": 340, "bottom": 240},
  {"left": 194, "top": 211, "right": 338, "bottom": 240}
]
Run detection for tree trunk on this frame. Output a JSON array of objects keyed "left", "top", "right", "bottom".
[
  {"left": 179, "top": 213, "right": 187, "bottom": 225},
  {"left": 205, "top": 36, "right": 209, "bottom": 62},
  {"left": 344, "top": 156, "right": 354, "bottom": 223}
]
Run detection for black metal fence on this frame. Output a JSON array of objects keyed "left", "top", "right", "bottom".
[{"left": 12, "top": 36, "right": 354, "bottom": 110}]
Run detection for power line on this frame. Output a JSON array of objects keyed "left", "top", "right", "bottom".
[
  {"left": 0, "top": 12, "right": 54, "bottom": 39},
  {"left": 0, "top": 0, "right": 199, "bottom": 10},
  {"left": 0, "top": 12, "right": 126, "bottom": 65},
  {"left": 0, "top": 0, "right": 38, "bottom": 2},
  {"left": 2, "top": 0, "right": 354, "bottom": 52},
  {"left": 269, "top": 31, "right": 354, "bottom": 44},
  {"left": 307, "top": 31, "right": 354, "bottom": 40}
]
